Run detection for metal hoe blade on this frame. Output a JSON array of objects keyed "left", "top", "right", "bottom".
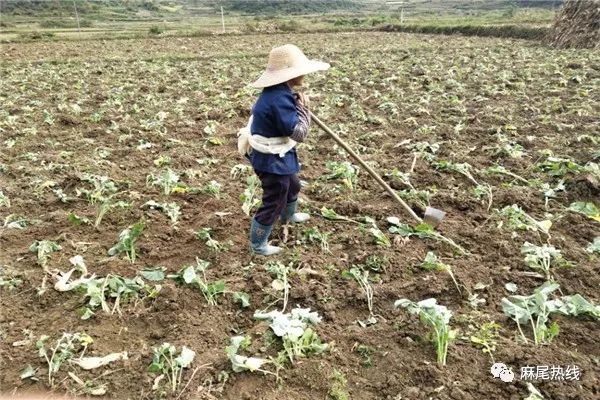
[{"left": 423, "top": 207, "right": 445, "bottom": 227}]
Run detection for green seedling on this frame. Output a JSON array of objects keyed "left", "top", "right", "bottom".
[
  {"left": 342, "top": 267, "right": 376, "bottom": 326},
  {"left": 108, "top": 222, "right": 144, "bottom": 263},
  {"left": 470, "top": 322, "right": 501, "bottom": 363},
  {"left": 201, "top": 180, "right": 222, "bottom": 198},
  {"left": 302, "top": 227, "right": 331, "bottom": 253},
  {"left": 194, "top": 227, "right": 231, "bottom": 252},
  {"left": 29, "top": 240, "right": 61, "bottom": 272},
  {"left": 0, "top": 190, "right": 11, "bottom": 207},
  {"left": 324, "top": 161, "right": 359, "bottom": 190},
  {"left": 521, "top": 242, "right": 569, "bottom": 281},
  {"left": 230, "top": 164, "right": 252, "bottom": 179},
  {"left": 149, "top": 343, "right": 195, "bottom": 393},
  {"left": 328, "top": 369, "right": 350, "bottom": 400},
  {"left": 395, "top": 298, "right": 456, "bottom": 366},
  {"left": 433, "top": 160, "right": 492, "bottom": 210},
  {"left": 254, "top": 308, "right": 328, "bottom": 364},
  {"left": 265, "top": 261, "right": 291, "bottom": 312},
  {"left": 79, "top": 274, "right": 160, "bottom": 319},
  {"left": 36, "top": 332, "right": 93, "bottom": 386},
  {"left": 586, "top": 237, "right": 600, "bottom": 254},
  {"left": 497, "top": 205, "right": 552, "bottom": 236},
  {"left": 143, "top": 200, "right": 181, "bottom": 227},
  {"left": 502, "top": 284, "right": 600, "bottom": 346},
  {"left": 568, "top": 201, "right": 600, "bottom": 222},
  {"left": 3, "top": 214, "right": 28, "bottom": 229},
  {"left": 226, "top": 336, "right": 276, "bottom": 378},
  {"left": 420, "top": 252, "right": 461, "bottom": 294},
  {"left": 320, "top": 207, "right": 360, "bottom": 224},
  {"left": 536, "top": 156, "right": 581, "bottom": 177},
  {"left": 170, "top": 258, "right": 225, "bottom": 306},
  {"left": 368, "top": 226, "right": 391, "bottom": 247},
  {"left": 240, "top": 175, "right": 261, "bottom": 215},
  {"left": 146, "top": 168, "right": 188, "bottom": 195},
  {"left": 387, "top": 218, "right": 467, "bottom": 255},
  {"left": 502, "top": 282, "right": 561, "bottom": 345},
  {"left": 76, "top": 173, "right": 129, "bottom": 227}
]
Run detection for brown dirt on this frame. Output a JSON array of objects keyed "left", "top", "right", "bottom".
[{"left": 1, "top": 31, "right": 599, "bottom": 400}]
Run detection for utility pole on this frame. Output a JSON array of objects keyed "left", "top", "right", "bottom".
[
  {"left": 220, "top": 6, "right": 225, "bottom": 33},
  {"left": 73, "top": 0, "right": 81, "bottom": 32},
  {"left": 386, "top": 1, "right": 406, "bottom": 24}
]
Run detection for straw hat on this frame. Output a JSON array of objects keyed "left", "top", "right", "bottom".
[{"left": 251, "top": 44, "right": 330, "bottom": 88}]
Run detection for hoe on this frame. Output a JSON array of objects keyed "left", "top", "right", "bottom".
[{"left": 310, "top": 111, "right": 445, "bottom": 227}]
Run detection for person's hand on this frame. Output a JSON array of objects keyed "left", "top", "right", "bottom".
[{"left": 295, "top": 92, "right": 310, "bottom": 109}]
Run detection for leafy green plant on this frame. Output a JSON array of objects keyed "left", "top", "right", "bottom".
[
  {"left": 76, "top": 173, "right": 129, "bottom": 227},
  {"left": 170, "top": 258, "right": 225, "bottom": 306},
  {"left": 146, "top": 169, "right": 188, "bottom": 195},
  {"left": 586, "top": 237, "right": 600, "bottom": 254},
  {"left": 3, "top": 214, "right": 28, "bottom": 229},
  {"left": 253, "top": 308, "right": 328, "bottom": 363},
  {"left": 328, "top": 369, "right": 350, "bottom": 400},
  {"left": 470, "top": 322, "right": 500, "bottom": 363},
  {"left": 502, "top": 284, "right": 600, "bottom": 346},
  {"left": 29, "top": 240, "right": 61, "bottom": 272},
  {"left": 521, "top": 242, "right": 569, "bottom": 281},
  {"left": 395, "top": 298, "right": 456, "bottom": 366},
  {"left": 302, "top": 227, "right": 331, "bottom": 253},
  {"left": 387, "top": 217, "right": 467, "bottom": 254},
  {"left": 497, "top": 205, "right": 551, "bottom": 235},
  {"left": 265, "top": 261, "right": 291, "bottom": 312},
  {"left": 201, "top": 180, "right": 222, "bottom": 198},
  {"left": 324, "top": 161, "right": 359, "bottom": 190},
  {"left": 240, "top": 175, "right": 261, "bottom": 216},
  {"left": 143, "top": 200, "right": 181, "bottom": 227},
  {"left": 568, "top": 201, "right": 600, "bottom": 222},
  {"left": 342, "top": 267, "right": 376, "bottom": 326},
  {"left": 226, "top": 336, "right": 276, "bottom": 378},
  {"left": 230, "top": 164, "right": 252, "bottom": 179},
  {"left": 420, "top": 252, "right": 461, "bottom": 294},
  {"left": 36, "top": 332, "right": 93, "bottom": 386},
  {"left": 0, "top": 190, "right": 10, "bottom": 207},
  {"left": 194, "top": 227, "right": 231, "bottom": 252},
  {"left": 405, "top": 141, "right": 440, "bottom": 163},
  {"left": 488, "top": 135, "right": 525, "bottom": 159},
  {"left": 536, "top": 156, "right": 581, "bottom": 177},
  {"left": 320, "top": 207, "right": 359, "bottom": 224},
  {"left": 433, "top": 160, "right": 492, "bottom": 210},
  {"left": 0, "top": 270, "right": 23, "bottom": 291},
  {"left": 148, "top": 343, "right": 195, "bottom": 393},
  {"left": 108, "top": 222, "right": 145, "bottom": 263},
  {"left": 78, "top": 274, "right": 160, "bottom": 319},
  {"left": 502, "top": 282, "right": 561, "bottom": 345},
  {"left": 368, "top": 226, "right": 391, "bottom": 247}
]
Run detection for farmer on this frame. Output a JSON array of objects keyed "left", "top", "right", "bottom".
[{"left": 237, "top": 44, "right": 330, "bottom": 255}]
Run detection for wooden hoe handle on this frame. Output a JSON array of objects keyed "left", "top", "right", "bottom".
[{"left": 309, "top": 111, "right": 423, "bottom": 223}]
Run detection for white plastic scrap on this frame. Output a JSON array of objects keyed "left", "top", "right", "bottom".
[
  {"left": 54, "top": 268, "right": 96, "bottom": 292},
  {"left": 253, "top": 307, "right": 323, "bottom": 339},
  {"left": 70, "top": 351, "right": 128, "bottom": 370}
]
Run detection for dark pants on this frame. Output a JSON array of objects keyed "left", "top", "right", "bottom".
[{"left": 254, "top": 172, "right": 301, "bottom": 226}]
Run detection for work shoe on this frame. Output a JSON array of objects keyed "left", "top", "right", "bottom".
[
  {"left": 280, "top": 200, "right": 310, "bottom": 224},
  {"left": 249, "top": 218, "right": 282, "bottom": 256}
]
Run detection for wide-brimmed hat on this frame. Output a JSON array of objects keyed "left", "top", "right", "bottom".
[{"left": 251, "top": 44, "right": 330, "bottom": 88}]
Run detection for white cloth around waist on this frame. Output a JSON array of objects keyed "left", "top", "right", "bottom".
[{"left": 237, "top": 116, "right": 297, "bottom": 158}]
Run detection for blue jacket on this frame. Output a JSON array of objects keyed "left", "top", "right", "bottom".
[{"left": 248, "top": 83, "right": 300, "bottom": 175}]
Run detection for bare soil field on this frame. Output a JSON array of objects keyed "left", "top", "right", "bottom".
[{"left": 1, "top": 31, "right": 599, "bottom": 399}]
